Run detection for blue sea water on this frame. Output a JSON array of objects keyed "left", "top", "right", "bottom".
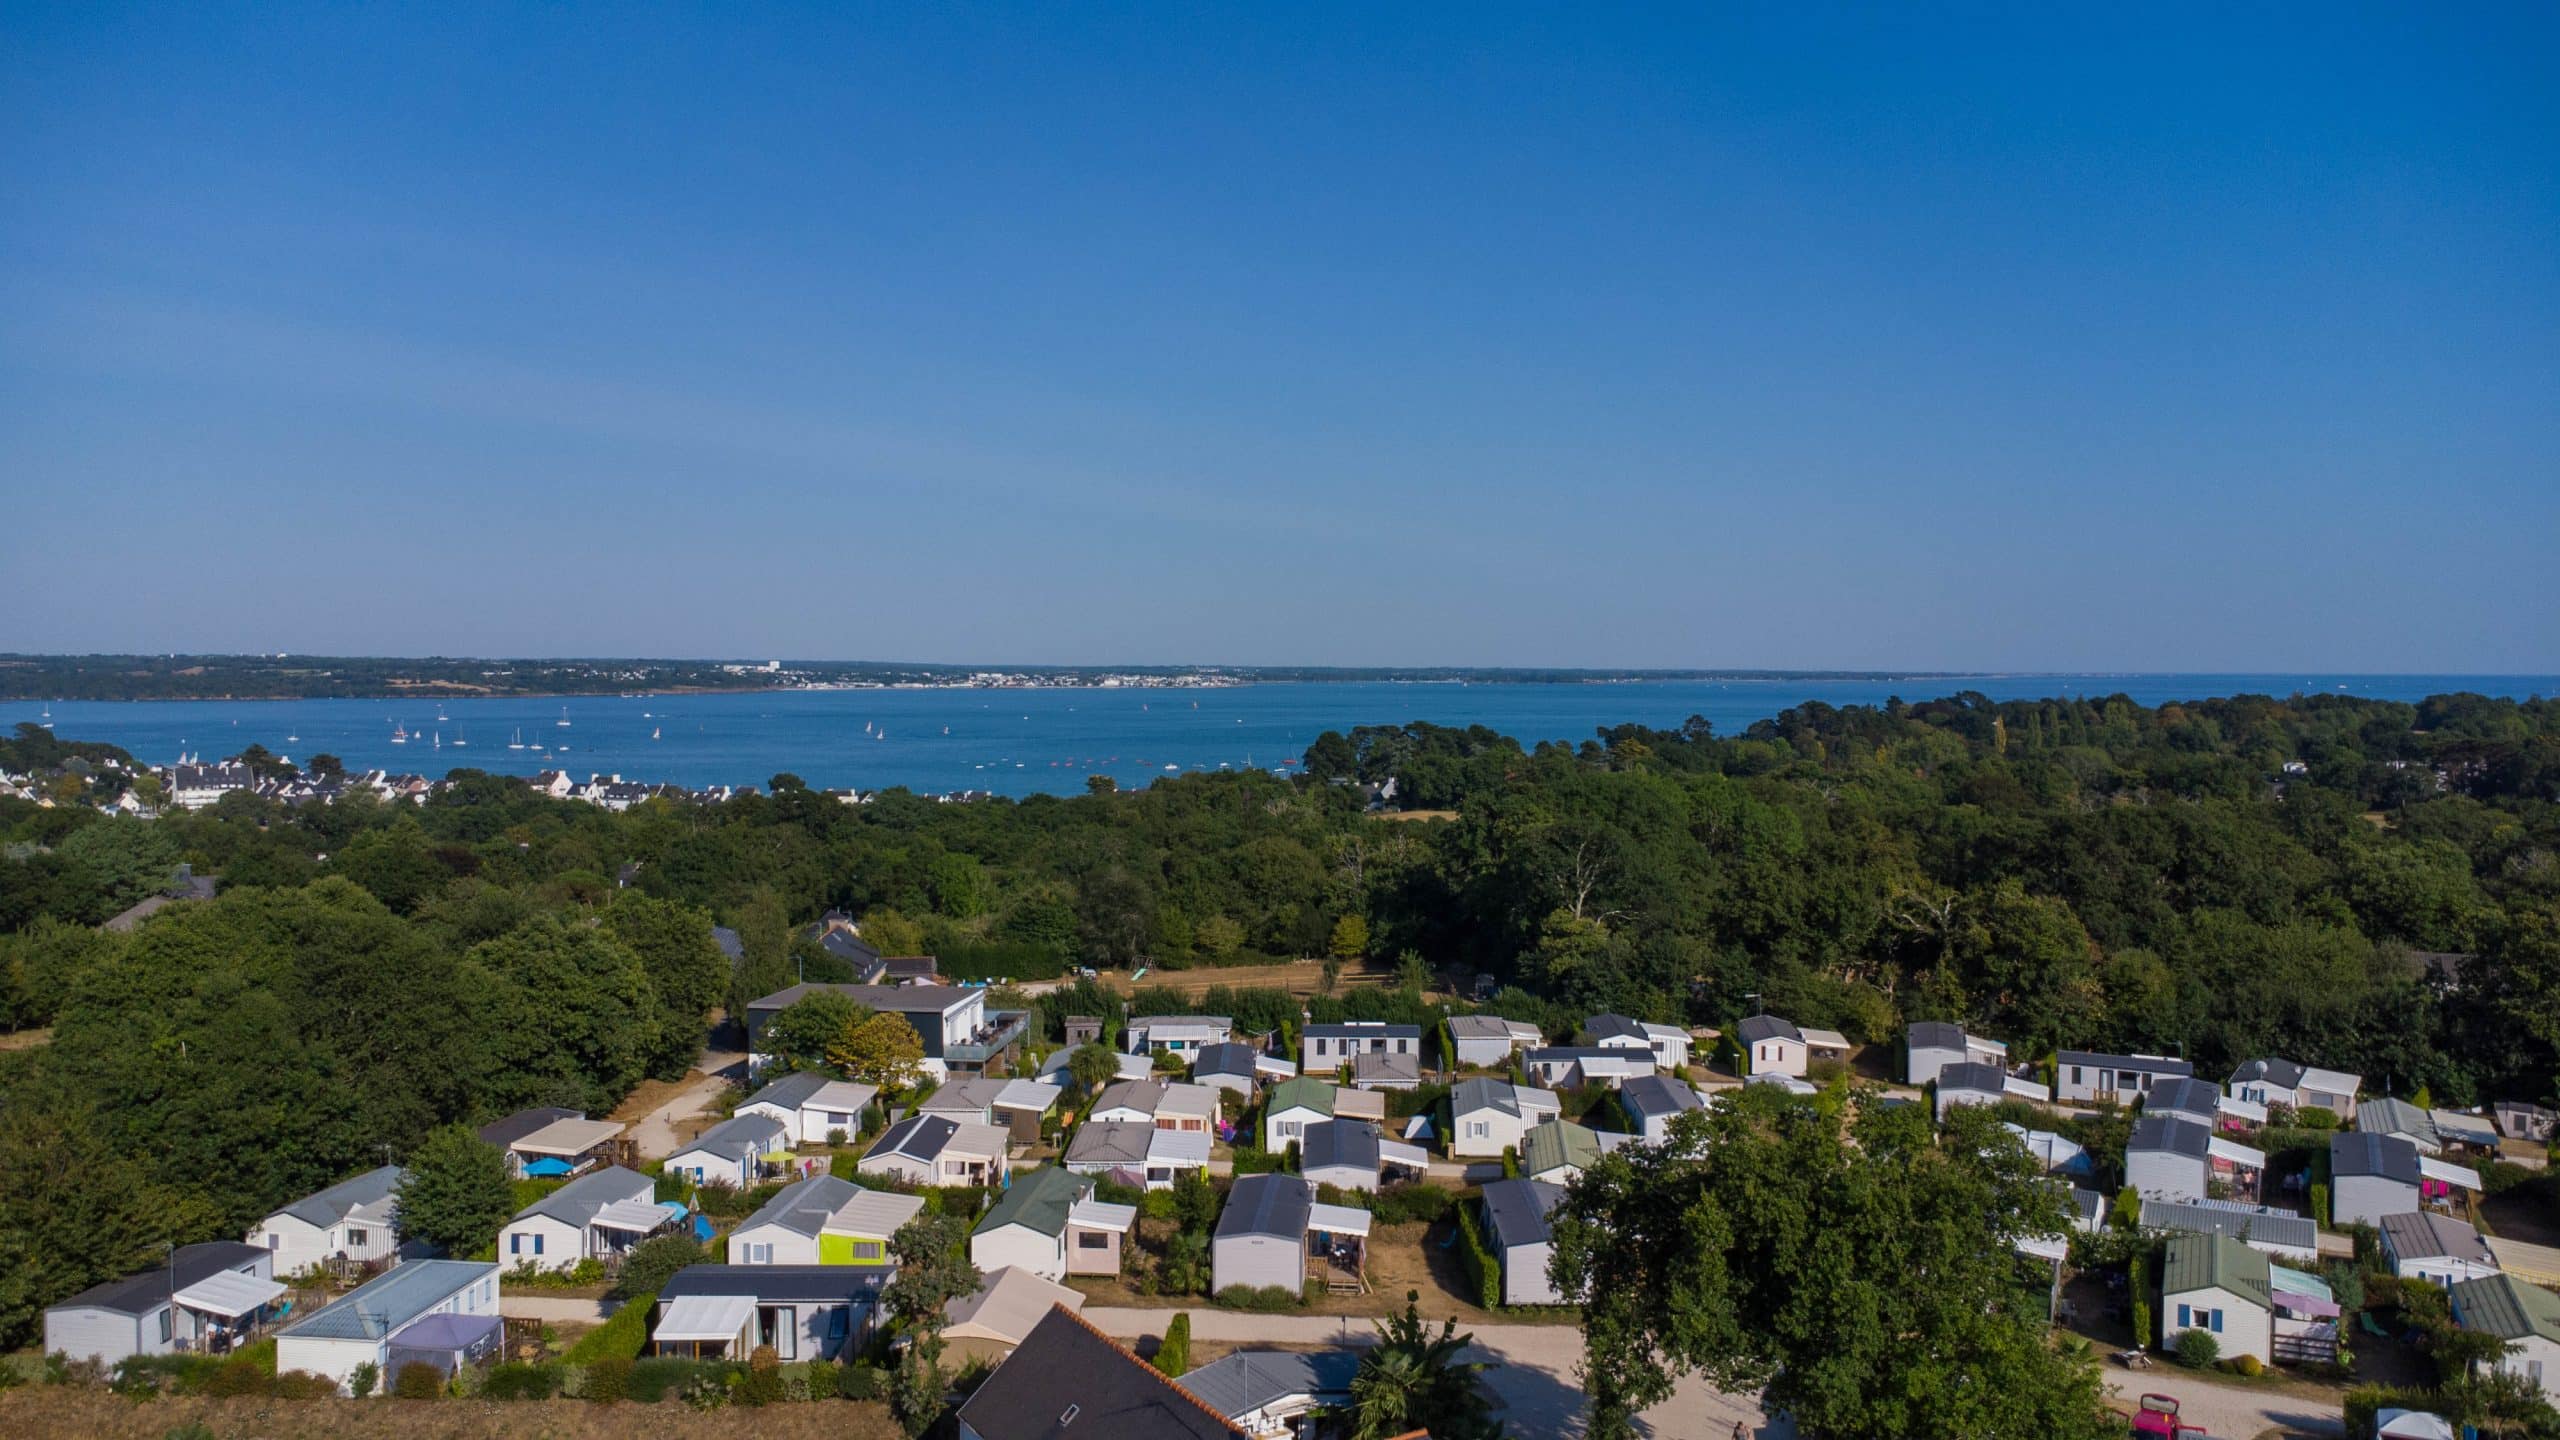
[{"left": 4, "top": 675, "right": 2550, "bottom": 799}]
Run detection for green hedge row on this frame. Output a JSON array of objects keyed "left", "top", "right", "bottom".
[{"left": 1455, "top": 1201, "right": 1502, "bottom": 1309}]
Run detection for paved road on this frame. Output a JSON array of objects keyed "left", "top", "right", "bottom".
[{"left": 1086, "top": 1308, "right": 2344, "bottom": 1440}]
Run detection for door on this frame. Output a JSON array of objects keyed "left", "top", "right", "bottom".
[{"left": 759, "top": 1305, "right": 797, "bottom": 1360}]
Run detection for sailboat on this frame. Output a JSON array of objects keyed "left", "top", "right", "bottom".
[
  {"left": 557, "top": 707, "right": 572, "bottom": 727},
  {"left": 432, "top": 732, "right": 442, "bottom": 751},
  {"left": 507, "top": 729, "right": 525, "bottom": 750},
  {"left": 286, "top": 730, "right": 298, "bottom": 743},
  {"left": 436, "top": 706, "right": 449, "bottom": 722},
  {"left": 390, "top": 723, "right": 408, "bottom": 745},
  {"left": 450, "top": 728, "right": 468, "bottom": 747},
  {"left": 38, "top": 705, "right": 53, "bottom": 728},
  {"left": 651, "top": 726, "right": 662, "bottom": 741}
]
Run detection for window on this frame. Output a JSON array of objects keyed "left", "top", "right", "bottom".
[
  {"left": 1469, "top": 1122, "right": 1490, "bottom": 1138},
  {"left": 347, "top": 1228, "right": 368, "bottom": 1247},
  {"left": 510, "top": 1233, "right": 522, "bottom": 1255},
  {"left": 2175, "top": 1304, "right": 2190, "bottom": 1328},
  {"left": 159, "top": 1308, "right": 172, "bottom": 1343},
  {"left": 855, "top": 1241, "right": 883, "bottom": 1261},
  {"left": 266, "top": 1233, "right": 280, "bottom": 1251},
  {"left": 534, "top": 1234, "right": 545, "bottom": 1256},
  {"left": 750, "top": 1243, "right": 773, "bottom": 1264},
  {"left": 826, "top": 1111, "right": 851, "bottom": 1126},
  {"left": 1078, "top": 1232, "right": 1109, "bottom": 1249},
  {"left": 2070, "top": 1066, "right": 2083, "bottom": 1085}
]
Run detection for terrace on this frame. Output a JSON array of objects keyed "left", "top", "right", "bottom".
[{"left": 944, "top": 1010, "right": 1031, "bottom": 1072}]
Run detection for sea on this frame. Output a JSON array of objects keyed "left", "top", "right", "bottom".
[{"left": 5, "top": 675, "right": 2550, "bottom": 800}]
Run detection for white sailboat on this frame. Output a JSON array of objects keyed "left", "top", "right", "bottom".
[
  {"left": 390, "top": 723, "right": 408, "bottom": 745},
  {"left": 451, "top": 728, "right": 468, "bottom": 747},
  {"left": 508, "top": 729, "right": 525, "bottom": 750},
  {"left": 557, "top": 707, "right": 572, "bottom": 728},
  {"left": 432, "top": 732, "right": 442, "bottom": 751},
  {"left": 651, "top": 726, "right": 662, "bottom": 740}
]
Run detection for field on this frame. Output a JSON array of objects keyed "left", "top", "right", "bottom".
[
  {"left": 1101, "top": 957, "right": 1399, "bottom": 1001},
  {"left": 0, "top": 1390, "right": 904, "bottom": 1439}
]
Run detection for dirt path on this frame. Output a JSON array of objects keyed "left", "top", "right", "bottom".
[
  {"left": 626, "top": 1069, "right": 733, "bottom": 1159},
  {"left": 500, "top": 1294, "right": 618, "bottom": 1325}
]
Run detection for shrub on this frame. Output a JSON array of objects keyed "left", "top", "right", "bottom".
[
  {"left": 202, "top": 1357, "right": 270, "bottom": 1398},
  {"left": 1153, "top": 1313, "right": 1191, "bottom": 1375},
  {"left": 108, "top": 1357, "right": 164, "bottom": 1398},
  {"left": 2131, "top": 1299, "right": 2152, "bottom": 1351},
  {"left": 1454, "top": 1201, "right": 1502, "bottom": 1309},
  {"left": 839, "top": 1363, "right": 885, "bottom": 1400},
  {"left": 1211, "top": 1284, "right": 1305, "bottom": 1313},
  {"left": 1094, "top": 1178, "right": 1147, "bottom": 1207},
  {"left": 827, "top": 1128, "right": 849, "bottom": 1148},
  {"left": 482, "top": 1361, "right": 560, "bottom": 1400},
  {"left": 391, "top": 1361, "right": 445, "bottom": 1400},
  {"left": 736, "top": 1346, "right": 786, "bottom": 1407},
  {"left": 693, "top": 1179, "right": 746, "bottom": 1217},
  {"left": 652, "top": 1170, "right": 691, "bottom": 1203},
  {"left": 1372, "top": 1184, "right": 1453, "bottom": 1227},
  {"left": 613, "top": 1233, "right": 706, "bottom": 1301},
  {"left": 1500, "top": 1146, "right": 1519, "bottom": 1180},
  {"left": 584, "top": 1356, "right": 631, "bottom": 1403},
  {"left": 273, "top": 1369, "right": 340, "bottom": 1399},
  {"left": 1227, "top": 1146, "right": 1283, "bottom": 1175},
  {"left": 2233, "top": 1353, "right": 2263, "bottom": 1376},
  {"left": 565, "top": 1298, "right": 653, "bottom": 1364},
  {"left": 803, "top": 1358, "right": 840, "bottom": 1401},
  {"left": 2310, "top": 1182, "right": 2331, "bottom": 1229},
  {"left": 2171, "top": 1328, "right": 2219, "bottom": 1368},
  {"left": 348, "top": 1360, "right": 380, "bottom": 1398},
  {"left": 1140, "top": 1190, "right": 1181, "bottom": 1221}
]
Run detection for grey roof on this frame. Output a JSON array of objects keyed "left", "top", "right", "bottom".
[
  {"left": 1480, "top": 1178, "right": 1563, "bottom": 1251},
  {"left": 1179, "top": 1349, "right": 1361, "bottom": 1421},
  {"left": 883, "top": 956, "right": 939, "bottom": 981},
  {"left": 923, "top": 1077, "right": 1011, "bottom": 1114},
  {"left": 2333, "top": 1131, "right": 2422, "bottom": 1184},
  {"left": 818, "top": 930, "right": 884, "bottom": 967},
  {"left": 1737, "top": 1015, "right": 1801, "bottom": 1046},
  {"left": 515, "top": 1165, "right": 653, "bottom": 1226},
  {"left": 2071, "top": 1188, "right": 2107, "bottom": 1227},
  {"left": 1906, "top": 1021, "right": 1968, "bottom": 1051},
  {"left": 1300, "top": 1119, "right": 1382, "bottom": 1175},
  {"left": 956, "top": 1304, "right": 1248, "bottom": 1440},
  {"left": 50, "top": 1243, "right": 270, "bottom": 1317},
  {"left": 2230, "top": 1057, "right": 2306, "bottom": 1092},
  {"left": 1452, "top": 1076, "right": 1521, "bottom": 1119},
  {"left": 2129, "top": 1114, "right": 2211, "bottom": 1160},
  {"left": 2380, "top": 1210, "right": 2494, "bottom": 1267},
  {"left": 1585, "top": 1014, "right": 1647, "bottom": 1043},
  {"left": 282, "top": 1260, "right": 495, "bottom": 1341},
  {"left": 710, "top": 925, "right": 743, "bottom": 960},
  {"left": 1217, "top": 1174, "right": 1314, "bottom": 1240},
  {"left": 2358, "top": 1098, "right": 2441, "bottom": 1148},
  {"left": 1302, "top": 1022, "right": 1421, "bottom": 1040},
  {"left": 659, "top": 1263, "right": 888, "bottom": 1307},
  {"left": 748, "top": 982, "right": 972, "bottom": 1018},
  {"left": 1191, "top": 1042, "right": 1259, "bottom": 1078},
  {"left": 672, "top": 1112, "right": 788, "bottom": 1160},
  {"left": 737, "top": 1174, "right": 864, "bottom": 1240},
  {"left": 2057, "top": 1050, "right": 2193, "bottom": 1078},
  {"left": 1620, "top": 1073, "right": 1702, "bottom": 1121},
  {"left": 476, "top": 1106, "right": 582, "bottom": 1149},
  {"left": 868, "top": 1114, "right": 962, "bottom": 1164},
  {"left": 1449, "top": 1015, "right": 1534, "bottom": 1040},
  {"left": 1066, "top": 1120, "right": 1159, "bottom": 1167},
  {"left": 742, "top": 1069, "right": 837, "bottom": 1112},
  {"left": 1347, "top": 1051, "right": 1420, "bottom": 1084},
  {"left": 280, "top": 1164, "right": 407, "bottom": 1229},
  {"left": 2140, "top": 1199, "right": 2318, "bottom": 1253},
  {"left": 1938, "top": 1061, "right": 2009, "bottom": 1095},
  {"left": 2146, "top": 1077, "right": 2224, "bottom": 1120}
]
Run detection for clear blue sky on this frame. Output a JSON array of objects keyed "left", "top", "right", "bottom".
[{"left": 3, "top": 6, "right": 2553, "bottom": 671}]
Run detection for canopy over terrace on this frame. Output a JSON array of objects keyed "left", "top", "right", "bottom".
[
  {"left": 172, "top": 1268, "right": 286, "bottom": 1355},
  {"left": 653, "top": 1294, "right": 756, "bottom": 1357},
  {"left": 383, "top": 1311, "right": 501, "bottom": 1379}
]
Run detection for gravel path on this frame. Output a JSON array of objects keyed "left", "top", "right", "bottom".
[{"left": 630, "top": 1068, "right": 735, "bottom": 1159}]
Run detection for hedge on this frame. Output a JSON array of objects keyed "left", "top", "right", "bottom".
[
  {"left": 628, "top": 1357, "right": 743, "bottom": 1404},
  {"left": 1454, "top": 1201, "right": 1502, "bottom": 1309},
  {"left": 481, "top": 1361, "right": 561, "bottom": 1400},
  {"left": 1373, "top": 1185, "right": 1453, "bottom": 1227},
  {"left": 565, "top": 1298, "right": 653, "bottom": 1364},
  {"left": 1212, "top": 1284, "right": 1306, "bottom": 1313},
  {"left": 940, "top": 943, "right": 1068, "bottom": 983}
]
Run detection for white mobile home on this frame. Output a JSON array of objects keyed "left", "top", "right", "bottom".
[
  {"left": 248, "top": 1165, "right": 405, "bottom": 1277},
  {"left": 274, "top": 1260, "right": 499, "bottom": 1393},
  {"left": 43, "top": 1243, "right": 281, "bottom": 1367}
]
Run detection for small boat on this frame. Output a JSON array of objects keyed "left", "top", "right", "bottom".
[
  {"left": 556, "top": 708, "right": 571, "bottom": 727},
  {"left": 390, "top": 723, "right": 408, "bottom": 745},
  {"left": 507, "top": 729, "right": 525, "bottom": 750},
  {"left": 451, "top": 729, "right": 468, "bottom": 747},
  {"left": 1164, "top": 764, "right": 1179, "bottom": 772},
  {"left": 286, "top": 732, "right": 298, "bottom": 742},
  {"left": 651, "top": 726, "right": 661, "bottom": 740},
  {"left": 436, "top": 707, "right": 449, "bottom": 722},
  {"left": 432, "top": 732, "right": 442, "bottom": 750}
]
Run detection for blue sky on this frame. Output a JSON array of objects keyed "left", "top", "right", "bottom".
[{"left": 2, "top": 5, "right": 2553, "bottom": 671}]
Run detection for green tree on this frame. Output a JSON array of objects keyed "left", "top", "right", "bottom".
[
  {"left": 1329, "top": 914, "right": 1372, "bottom": 964},
  {"left": 611, "top": 1232, "right": 704, "bottom": 1301},
  {"left": 604, "top": 895, "right": 730, "bottom": 1079},
  {"left": 882, "top": 1213, "right": 980, "bottom": 1334},
  {"left": 858, "top": 908, "right": 928, "bottom": 958},
  {"left": 1066, "top": 1042, "right": 1123, "bottom": 1095},
  {"left": 1154, "top": 1311, "right": 1191, "bottom": 1374},
  {"left": 761, "top": 991, "right": 865, "bottom": 1074},
  {"left": 0, "top": 1103, "right": 222, "bottom": 1349},
  {"left": 1550, "top": 1088, "right": 2111, "bottom": 1440},
  {"left": 827, "top": 1011, "right": 926, "bottom": 1091},
  {"left": 394, "top": 1125, "right": 516, "bottom": 1257},
  {"left": 1195, "top": 914, "right": 1246, "bottom": 958},
  {"left": 1349, "top": 1292, "right": 1505, "bottom": 1440}
]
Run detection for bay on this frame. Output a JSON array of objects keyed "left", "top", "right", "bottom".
[{"left": 5, "top": 673, "right": 2550, "bottom": 799}]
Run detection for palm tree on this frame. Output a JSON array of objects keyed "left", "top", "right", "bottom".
[{"left": 1349, "top": 1292, "right": 1505, "bottom": 1440}]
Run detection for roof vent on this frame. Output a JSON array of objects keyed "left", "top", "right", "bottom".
[{"left": 1058, "top": 1403, "right": 1081, "bottom": 1425}]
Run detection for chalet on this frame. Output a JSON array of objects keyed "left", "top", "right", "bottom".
[
  {"left": 1936, "top": 1061, "right": 2016, "bottom": 1120},
  {"left": 744, "top": 982, "right": 1025, "bottom": 1081},
  {"left": 476, "top": 1106, "right": 583, "bottom": 1176},
  {"left": 647, "top": 1264, "right": 882, "bottom": 1362},
  {"left": 2054, "top": 1050, "right": 2192, "bottom": 1105},
  {"left": 1585, "top": 1014, "right": 1692, "bottom": 1070},
  {"left": 1904, "top": 1021, "right": 2009, "bottom": 1087},
  {"left": 1447, "top": 1015, "right": 1543, "bottom": 1068},
  {"left": 1261, "top": 1077, "right": 1337, "bottom": 1152},
  {"left": 2126, "top": 1115, "right": 2263, "bottom": 1204},
  {"left": 1619, "top": 1073, "right": 1704, "bottom": 1142},
  {"left": 2428, "top": 1109, "right": 2501, "bottom": 1158},
  {"left": 43, "top": 1243, "right": 282, "bottom": 1366},
  {"left": 1299, "top": 1021, "right": 1422, "bottom": 1075},
  {"left": 2449, "top": 1273, "right": 2560, "bottom": 1401},
  {"left": 665, "top": 1113, "right": 792, "bottom": 1190},
  {"left": 1062, "top": 1120, "right": 1213, "bottom": 1190},
  {"left": 1522, "top": 1046, "right": 1651, "bottom": 1089},
  {"left": 920, "top": 1076, "right": 1013, "bottom": 1127},
  {"left": 2139, "top": 1199, "right": 2320, "bottom": 1265},
  {"left": 1090, "top": 1078, "right": 1222, "bottom": 1135},
  {"left": 2332, "top": 1132, "right": 2483, "bottom": 1227},
  {"left": 1519, "top": 1117, "right": 1632, "bottom": 1185},
  {"left": 1190, "top": 1042, "right": 1264, "bottom": 1096},
  {"left": 1181, "top": 1349, "right": 1361, "bottom": 1440},
  {"left": 2494, "top": 1100, "right": 2556, "bottom": 1142},
  {"left": 1124, "top": 1015, "right": 1233, "bottom": 1057},
  {"left": 2359, "top": 1097, "right": 2443, "bottom": 1153},
  {"left": 1479, "top": 1178, "right": 1567, "bottom": 1306},
  {"left": 2228, "top": 1058, "right": 2361, "bottom": 1116},
  {"left": 2381, "top": 1211, "right": 2501, "bottom": 1288},
  {"left": 500, "top": 1116, "right": 626, "bottom": 1180},
  {"left": 1448, "top": 1077, "right": 1562, "bottom": 1159},
  {"left": 1039, "top": 1045, "right": 1154, "bottom": 1085},
  {"left": 862, "top": 1115, "right": 1010, "bottom": 1188},
  {"left": 735, "top": 1072, "right": 880, "bottom": 1147},
  {"left": 988, "top": 1078, "right": 1064, "bottom": 1145},
  {"left": 500, "top": 1166, "right": 676, "bottom": 1273},
  {"left": 725, "top": 1174, "right": 923, "bottom": 1267},
  {"left": 972, "top": 1165, "right": 1134, "bottom": 1282},
  {"left": 943, "top": 1266, "right": 1088, "bottom": 1367},
  {"left": 2160, "top": 1233, "right": 2274, "bottom": 1366},
  {"left": 954, "top": 1304, "right": 1250, "bottom": 1440},
  {"left": 1737, "top": 1015, "right": 1807, "bottom": 1078},
  {"left": 1211, "top": 1174, "right": 1371, "bottom": 1299},
  {"left": 248, "top": 1165, "right": 405, "bottom": 1277},
  {"left": 1297, "top": 1119, "right": 1426, "bottom": 1193},
  {"left": 274, "top": 1260, "right": 499, "bottom": 1393}
]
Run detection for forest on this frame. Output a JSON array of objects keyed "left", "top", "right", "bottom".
[{"left": 1, "top": 690, "right": 2556, "bottom": 1349}]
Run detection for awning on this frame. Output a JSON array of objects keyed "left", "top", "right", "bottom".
[
  {"left": 2217, "top": 1094, "right": 2269, "bottom": 1125},
  {"left": 653, "top": 1294, "right": 755, "bottom": 1345},
  {"left": 1378, "top": 1140, "right": 1429, "bottom": 1170},
  {"left": 1066, "top": 1200, "right": 1137, "bottom": 1234},
  {"left": 594, "top": 1198, "right": 673, "bottom": 1233},
  {"left": 1307, "top": 1203, "right": 1372, "bottom": 1238},
  {"left": 514, "top": 1117, "right": 625, "bottom": 1157},
  {"left": 2270, "top": 1265, "right": 2334, "bottom": 1301},
  {"left": 2375, "top": 1410, "right": 2457, "bottom": 1440},
  {"left": 2206, "top": 1137, "right": 2266, "bottom": 1168},
  {"left": 173, "top": 1270, "right": 285, "bottom": 1318},
  {"left": 2013, "top": 1234, "right": 2069, "bottom": 1263},
  {"left": 2418, "top": 1156, "right": 2483, "bottom": 1191},
  {"left": 522, "top": 1157, "right": 575, "bottom": 1178}
]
